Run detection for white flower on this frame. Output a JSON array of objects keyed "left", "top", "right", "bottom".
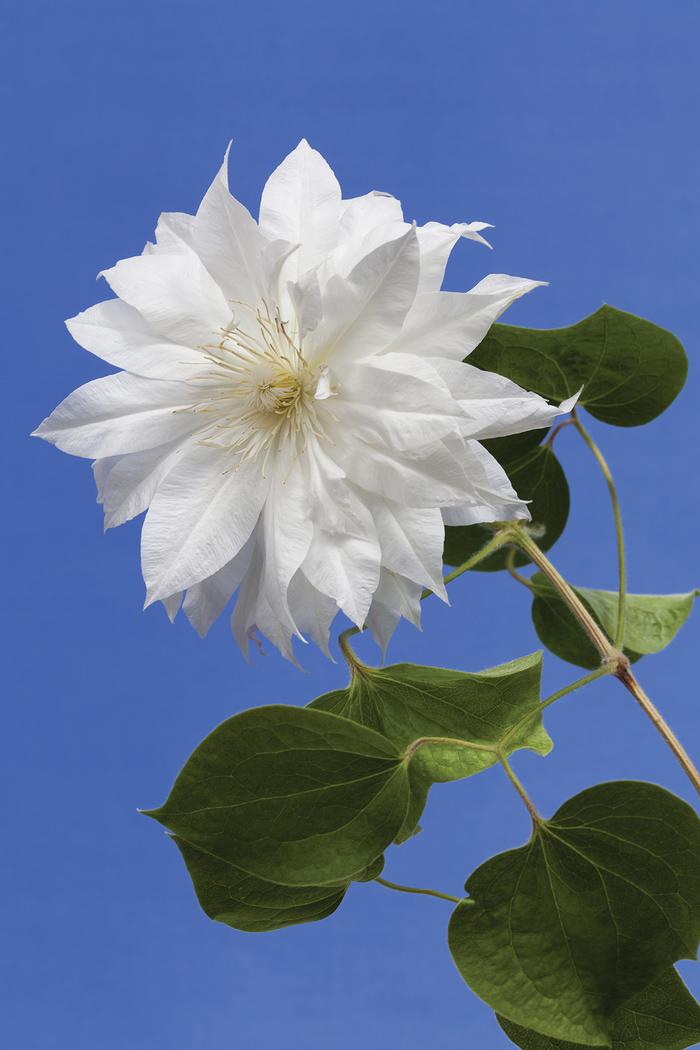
[{"left": 34, "top": 140, "right": 573, "bottom": 662}]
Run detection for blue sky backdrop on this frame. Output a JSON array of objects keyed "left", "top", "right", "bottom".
[{"left": 3, "top": 2, "right": 699, "bottom": 1046}]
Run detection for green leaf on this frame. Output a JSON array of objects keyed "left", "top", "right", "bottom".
[
  {"left": 146, "top": 705, "right": 410, "bottom": 888},
  {"left": 171, "top": 836, "right": 349, "bottom": 932},
  {"left": 469, "top": 306, "right": 687, "bottom": 426},
  {"left": 498, "top": 967, "right": 700, "bottom": 1050},
  {"left": 530, "top": 573, "right": 699, "bottom": 669},
  {"left": 448, "top": 782, "right": 700, "bottom": 1047},
  {"left": 309, "top": 653, "right": 549, "bottom": 842},
  {"left": 443, "top": 432, "right": 570, "bottom": 570}
]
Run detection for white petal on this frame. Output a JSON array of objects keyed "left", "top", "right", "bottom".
[
  {"left": 429, "top": 359, "right": 574, "bottom": 441},
  {"left": 393, "top": 276, "right": 546, "bottom": 362},
  {"left": 339, "top": 191, "right": 403, "bottom": 242},
  {"left": 365, "top": 572, "right": 423, "bottom": 656},
  {"left": 329, "top": 432, "right": 475, "bottom": 509},
  {"left": 369, "top": 500, "right": 447, "bottom": 598},
  {"left": 66, "top": 299, "right": 207, "bottom": 380},
  {"left": 33, "top": 372, "right": 205, "bottom": 458},
  {"left": 183, "top": 535, "right": 255, "bottom": 637},
  {"left": 308, "top": 226, "right": 419, "bottom": 368},
  {"left": 142, "top": 445, "right": 268, "bottom": 602},
  {"left": 259, "top": 139, "right": 341, "bottom": 278},
  {"left": 144, "top": 212, "right": 197, "bottom": 255},
  {"left": 193, "top": 146, "right": 269, "bottom": 304},
  {"left": 161, "top": 592, "right": 183, "bottom": 622},
  {"left": 300, "top": 445, "right": 381, "bottom": 626},
  {"left": 100, "top": 252, "right": 231, "bottom": 347},
  {"left": 441, "top": 439, "right": 529, "bottom": 525},
  {"left": 94, "top": 433, "right": 199, "bottom": 529},
  {"left": 415, "top": 221, "right": 492, "bottom": 294},
  {"left": 287, "top": 571, "right": 339, "bottom": 657},
  {"left": 230, "top": 537, "right": 301, "bottom": 665},
  {"left": 331, "top": 352, "right": 462, "bottom": 452}
]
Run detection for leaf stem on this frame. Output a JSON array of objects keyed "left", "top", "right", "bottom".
[
  {"left": 404, "top": 735, "right": 496, "bottom": 763},
  {"left": 499, "top": 665, "right": 611, "bottom": 750},
  {"left": 509, "top": 523, "right": 613, "bottom": 659},
  {"left": 505, "top": 546, "right": 534, "bottom": 590},
  {"left": 374, "top": 875, "right": 465, "bottom": 905},
  {"left": 338, "top": 532, "right": 512, "bottom": 670},
  {"left": 572, "top": 410, "right": 627, "bottom": 648},
  {"left": 498, "top": 753, "right": 541, "bottom": 824}
]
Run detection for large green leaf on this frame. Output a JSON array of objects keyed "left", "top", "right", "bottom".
[
  {"left": 449, "top": 781, "right": 700, "bottom": 1047},
  {"left": 309, "top": 653, "right": 549, "bottom": 842},
  {"left": 146, "top": 705, "right": 410, "bottom": 888},
  {"left": 169, "top": 840, "right": 383, "bottom": 934},
  {"left": 498, "top": 967, "right": 700, "bottom": 1050},
  {"left": 530, "top": 574, "right": 698, "bottom": 669},
  {"left": 443, "top": 431, "right": 570, "bottom": 570},
  {"left": 469, "top": 306, "right": 687, "bottom": 426}
]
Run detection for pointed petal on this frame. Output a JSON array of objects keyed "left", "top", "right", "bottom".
[
  {"left": 393, "top": 276, "right": 546, "bottom": 362},
  {"left": 141, "top": 445, "right": 268, "bottom": 602},
  {"left": 183, "top": 535, "right": 255, "bottom": 637},
  {"left": 308, "top": 226, "right": 419, "bottom": 368},
  {"left": 66, "top": 299, "right": 207, "bottom": 380},
  {"left": 33, "top": 372, "right": 205, "bottom": 458},
  {"left": 415, "top": 220, "right": 493, "bottom": 294},
  {"left": 94, "top": 433, "right": 199, "bottom": 529},
  {"left": 441, "top": 439, "right": 529, "bottom": 525},
  {"left": 288, "top": 571, "right": 339, "bottom": 658},
  {"left": 193, "top": 146, "right": 269, "bottom": 304},
  {"left": 339, "top": 191, "right": 403, "bottom": 242},
  {"left": 99, "top": 252, "right": 231, "bottom": 347},
  {"left": 370, "top": 499, "right": 447, "bottom": 598},
  {"left": 430, "top": 359, "right": 575, "bottom": 440},
  {"left": 259, "top": 139, "right": 341, "bottom": 278},
  {"left": 161, "top": 592, "right": 183, "bottom": 622}
]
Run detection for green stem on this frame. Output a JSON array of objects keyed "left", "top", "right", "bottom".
[
  {"left": 509, "top": 523, "right": 613, "bottom": 659},
  {"left": 439, "top": 530, "right": 512, "bottom": 589},
  {"left": 506, "top": 546, "right": 534, "bottom": 590},
  {"left": 498, "top": 753, "right": 541, "bottom": 824},
  {"left": 499, "top": 665, "right": 611, "bottom": 750},
  {"left": 572, "top": 410, "right": 627, "bottom": 648},
  {"left": 404, "top": 735, "right": 496, "bottom": 763},
  {"left": 339, "top": 532, "right": 512, "bottom": 670},
  {"left": 374, "top": 875, "right": 465, "bottom": 906},
  {"left": 504, "top": 523, "right": 700, "bottom": 797}
]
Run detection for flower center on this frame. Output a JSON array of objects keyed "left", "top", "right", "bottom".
[{"left": 194, "top": 302, "right": 330, "bottom": 471}]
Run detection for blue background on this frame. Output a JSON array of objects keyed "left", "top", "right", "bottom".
[{"left": 3, "top": 2, "right": 699, "bottom": 1046}]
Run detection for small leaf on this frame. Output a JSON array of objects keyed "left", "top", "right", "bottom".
[
  {"left": 444, "top": 433, "right": 570, "bottom": 570},
  {"left": 310, "top": 653, "right": 549, "bottom": 841},
  {"left": 146, "top": 705, "right": 410, "bottom": 888},
  {"left": 448, "top": 782, "right": 700, "bottom": 1047},
  {"left": 469, "top": 306, "right": 687, "bottom": 426},
  {"left": 530, "top": 574, "right": 698, "bottom": 669},
  {"left": 498, "top": 967, "right": 700, "bottom": 1049}
]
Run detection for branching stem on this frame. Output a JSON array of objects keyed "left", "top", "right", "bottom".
[{"left": 505, "top": 522, "right": 700, "bottom": 796}]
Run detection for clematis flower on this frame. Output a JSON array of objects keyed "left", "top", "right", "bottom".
[{"left": 34, "top": 140, "right": 573, "bottom": 661}]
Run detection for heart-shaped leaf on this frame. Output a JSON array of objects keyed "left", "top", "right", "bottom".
[
  {"left": 498, "top": 966, "right": 700, "bottom": 1050},
  {"left": 309, "top": 652, "right": 549, "bottom": 842},
  {"left": 448, "top": 782, "right": 700, "bottom": 1046},
  {"left": 146, "top": 705, "right": 410, "bottom": 888},
  {"left": 444, "top": 432, "right": 569, "bottom": 571},
  {"left": 468, "top": 306, "right": 687, "bottom": 427},
  {"left": 530, "top": 574, "right": 698, "bottom": 669}
]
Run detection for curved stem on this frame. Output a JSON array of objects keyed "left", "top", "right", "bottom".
[
  {"left": 498, "top": 753, "right": 541, "bottom": 824},
  {"left": 616, "top": 662, "right": 700, "bottom": 793},
  {"left": 510, "top": 524, "right": 613, "bottom": 659},
  {"left": 499, "top": 665, "right": 611, "bottom": 750},
  {"left": 506, "top": 546, "right": 534, "bottom": 590},
  {"left": 504, "top": 523, "right": 700, "bottom": 797},
  {"left": 404, "top": 735, "right": 496, "bottom": 763},
  {"left": 572, "top": 411, "right": 627, "bottom": 648},
  {"left": 374, "top": 875, "right": 465, "bottom": 906}
]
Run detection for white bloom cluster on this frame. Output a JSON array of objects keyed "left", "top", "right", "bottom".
[{"left": 35, "top": 141, "right": 572, "bottom": 660}]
